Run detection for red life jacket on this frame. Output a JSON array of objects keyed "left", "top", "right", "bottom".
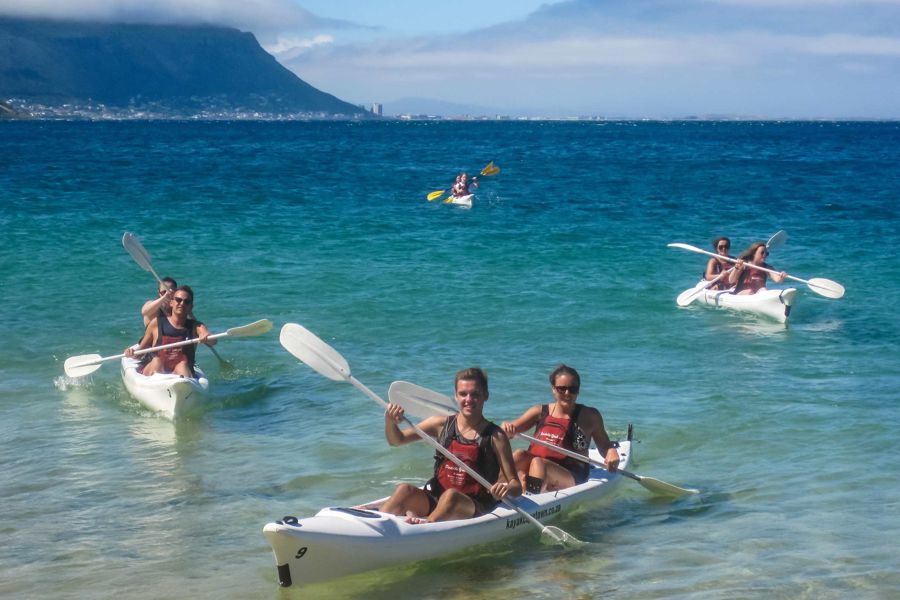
[
  {"left": 528, "top": 404, "right": 584, "bottom": 462},
  {"left": 735, "top": 265, "right": 769, "bottom": 294},
  {"left": 431, "top": 416, "right": 500, "bottom": 499}
]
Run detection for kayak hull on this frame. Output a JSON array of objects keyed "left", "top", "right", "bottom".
[
  {"left": 681, "top": 281, "right": 798, "bottom": 323},
  {"left": 445, "top": 193, "right": 473, "bottom": 208},
  {"left": 121, "top": 352, "right": 209, "bottom": 419},
  {"left": 263, "top": 439, "right": 631, "bottom": 587}
]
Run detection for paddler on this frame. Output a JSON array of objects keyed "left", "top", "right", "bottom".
[
  {"left": 141, "top": 276, "right": 177, "bottom": 326},
  {"left": 729, "top": 241, "right": 787, "bottom": 294},
  {"left": 501, "top": 365, "right": 619, "bottom": 494},
  {"left": 705, "top": 237, "right": 734, "bottom": 290},
  {"left": 125, "top": 285, "right": 214, "bottom": 378},
  {"left": 381, "top": 367, "right": 522, "bottom": 522}
]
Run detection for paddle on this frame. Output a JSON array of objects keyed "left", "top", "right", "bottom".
[
  {"left": 480, "top": 162, "right": 500, "bottom": 176},
  {"left": 667, "top": 242, "right": 845, "bottom": 299},
  {"left": 278, "top": 323, "right": 579, "bottom": 546},
  {"left": 63, "top": 319, "right": 272, "bottom": 378},
  {"left": 122, "top": 232, "right": 233, "bottom": 370},
  {"left": 426, "top": 162, "right": 500, "bottom": 202},
  {"left": 389, "top": 380, "right": 699, "bottom": 498},
  {"left": 676, "top": 269, "right": 732, "bottom": 307},
  {"left": 676, "top": 230, "right": 787, "bottom": 307}
]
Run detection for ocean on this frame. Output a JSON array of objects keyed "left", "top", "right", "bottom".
[{"left": 1, "top": 120, "right": 898, "bottom": 599}]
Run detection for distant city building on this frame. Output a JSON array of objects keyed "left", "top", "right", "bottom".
[{"left": 371, "top": 103, "right": 383, "bottom": 116}]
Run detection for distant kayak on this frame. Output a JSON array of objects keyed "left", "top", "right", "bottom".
[
  {"left": 679, "top": 280, "right": 798, "bottom": 323},
  {"left": 445, "top": 193, "right": 473, "bottom": 208}
]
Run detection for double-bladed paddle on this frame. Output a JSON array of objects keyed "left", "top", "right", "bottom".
[
  {"left": 278, "top": 322, "right": 580, "bottom": 546},
  {"left": 63, "top": 319, "right": 272, "bottom": 378},
  {"left": 123, "top": 232, "right": 232, "bottom": 369},
  {"left": 668, "top": 241, "right": 844, "bottom": 299},
  {"left": 676, "top": 230, "right": 787, "bottom": 307},
  {"left": 389, "top": 380, "right": 699, "bottom": 498}
]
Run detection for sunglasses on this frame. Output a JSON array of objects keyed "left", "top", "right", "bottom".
[
  {"left": 717, "top": 245, "right": 730, "bottom": 250},
  {"left": 173, "top": 296, "right": 192, "bottom": 305},
  {"left": 553, "top": 385, "right": 579, "bottom": 394}
]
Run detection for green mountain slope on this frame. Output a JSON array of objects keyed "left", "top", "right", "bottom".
[{"left": 0, "top": 17, "right": 367, "bottom": 116}]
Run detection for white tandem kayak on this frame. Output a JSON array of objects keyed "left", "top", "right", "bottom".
[
  {"left": 679, "top": 280, "right": 798, "bottom": 323},
  {"left": 263, "top": 434, "right": 632, "bottom": 587},
  {"left": 120, "top": 351, "right": 209, "bottom": 419}
]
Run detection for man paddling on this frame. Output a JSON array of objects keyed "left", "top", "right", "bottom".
[
  {"left": 141, "top": 276, "right": 177, "bottom": 326},
  {"left": 380, "top": 367, "right": 521, "bottom": 522},
  {"left": 125, "top": 285, "right": 214, "bottom": 378}
]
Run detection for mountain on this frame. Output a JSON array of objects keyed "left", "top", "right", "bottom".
[{"left": 0, "top": 17, "right": 369, "bottom": 117}]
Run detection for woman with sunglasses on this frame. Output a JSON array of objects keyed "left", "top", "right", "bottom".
[
  {"left": 501, "top": 365, "right": 619, "bottom": 494},
  {"left": 729, "top": 241, "right": 787, "bottom": 295},
  {"left": 705, "top": 237, "right": 734, "bottom": 290}
]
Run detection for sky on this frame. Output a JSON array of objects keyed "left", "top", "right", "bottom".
[{"left": 2, "top": 0, "right": 900, "bottom": 118}]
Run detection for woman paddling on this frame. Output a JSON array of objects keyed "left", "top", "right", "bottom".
[
  {"left": 705, "top": 237, "right": 734, "bottom": 290},
  {"left": 501, "top": 365, "right": 619, "bottom": 494},
  {"left": 729, "top": 241, "right": 787, "bottom": 295}
]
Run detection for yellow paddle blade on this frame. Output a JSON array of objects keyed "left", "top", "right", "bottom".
[
  {"left": 481, "top": 163, "right": 500, "bottom": 176},
  {"left": 426, "top": 190, "right": 445, "bottom": 201}
]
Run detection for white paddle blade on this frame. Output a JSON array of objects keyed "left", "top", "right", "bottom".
[
  {"left": 676, "top": 287, "right": 703, "bottom": 307},
  {"left": 279, "top": 323, "right": 351, "bottom": 381},
  {"left": 766, "top": 230, "right": 787, "bottom": 250},
  {"left": 807, "top": 278, "right": 845, "bottom": 299},
  {"left": 64, "top": 354, "right": 103, "bottom": 378},
  {"left": 388, "top": 381, "right": 457, "bottom": 418},
  {"left": 122, "top": 232, "right": 155, "bottom": 274},
  {"left": 541, "top": 526, "right": 583, "bottom": 547},
  {"left": 226, "top": 319, "right": 273, "bottom": 337},
  {"left": 634, "top": 474, "right": 699, "bottom": 497}
]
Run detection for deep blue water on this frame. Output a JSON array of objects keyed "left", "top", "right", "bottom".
[{"left": 1, "top": 120, "right": 898, "bottom": 599}]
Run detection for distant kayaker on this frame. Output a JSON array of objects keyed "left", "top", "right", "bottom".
[
  {"left": 705, "top": 237, "right": 734, "bottom": 290},
  {"left": 141, "top": 276, "right": 177, "bottom": 326},
  {"left": 125, "top": 285, "right": 214, "bottom": 378},
  {"left": 501, "top": 365, "right": 619, "bottom": 494},
  {"left": 381, "top": 367, "right": 522, "bottom": 523},
  {"left": 729, "top": 241, "right": 787, "bottom": 294}
]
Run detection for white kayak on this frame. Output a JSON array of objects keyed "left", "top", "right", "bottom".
[
  {"left": 680, "top": 280, "right": 798, "bottom": 323},
  {"left": 445, "top": 193, "right": 473, "bottom": 208},
  {"left": 263, "top": 434, "right": 632, "bottom": 587},
  {"left": 120, "top": 350, "right": 209, "bottom": 419}
]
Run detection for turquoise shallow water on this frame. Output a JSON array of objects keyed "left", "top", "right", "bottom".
[{"left": 1, "top": 120, "right": 899, "bottom": 599}]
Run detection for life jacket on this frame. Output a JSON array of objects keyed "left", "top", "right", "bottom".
[
  {"left": 734, "top": 263, "right": 769, "bottom": 294},
  {"left": 430, "top": 416, "right": 500, "bottom": 499},
  {"left": 705, "top": 258, "right": 733, "bottom": 290},
  {"left": 528, "top": 404, "right": 586, "bottom": 461},
  {"left": 156, "top": 316, "right": 199, "bottom": 372}
]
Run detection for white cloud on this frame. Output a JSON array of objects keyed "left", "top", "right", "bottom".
[{"left": 0, "top": 0, "right": 331, "bottom": 35}]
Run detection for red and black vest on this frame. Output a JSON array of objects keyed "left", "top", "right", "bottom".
[
  {"left": 430, "top": 416, "right": 500, "bottom": 500},
  {"left": 529, "top": 404, "right": 586, "bottom": 458}
]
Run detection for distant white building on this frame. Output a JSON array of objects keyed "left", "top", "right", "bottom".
[{"left": 371, "top": 103, "right": 383, "bottom": 116}]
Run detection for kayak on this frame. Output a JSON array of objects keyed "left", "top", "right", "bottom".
[
  {"left": 263, "top": 431, "right": 632, "bottom": 587},
  {"left": 445, "top": 193, "right": 473, "bottom": 208},
  {"left": 680, "top": 280, "right": 798, "bottom": 323},
  {"left": 120, "top": 349, "right": 209, "bottom": 419}
]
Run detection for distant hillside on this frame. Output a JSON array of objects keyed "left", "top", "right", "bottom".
[{"left": 0, "top": 17, "right": 368, "bottom": 117}]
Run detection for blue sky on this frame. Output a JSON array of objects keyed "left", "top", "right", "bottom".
[{"left": 3, "top": 0, "right": 899, "bottom": 118}]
